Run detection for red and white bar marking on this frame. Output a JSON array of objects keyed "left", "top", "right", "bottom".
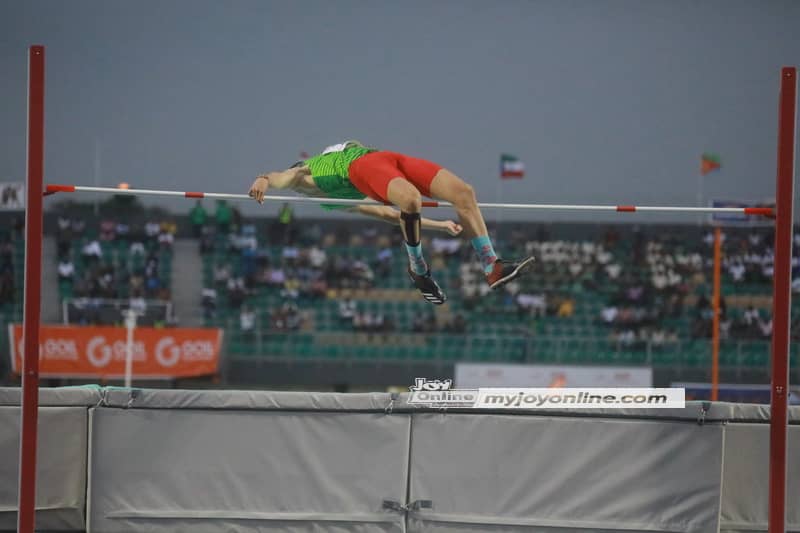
[{"left": 44, "top": 184, "right": 776, "bottom": 216}]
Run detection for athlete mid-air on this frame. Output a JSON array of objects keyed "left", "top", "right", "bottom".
[{"left": 248, "top": 140, "right": 534, "bottom": 305}]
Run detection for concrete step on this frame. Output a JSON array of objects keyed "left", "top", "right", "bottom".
[{"left": 170, "top": 238, "right": 204, "bottom": 327}]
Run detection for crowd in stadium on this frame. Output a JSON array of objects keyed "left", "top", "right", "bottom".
[
  {"left": 34, "top": 198, "right": 800, "bottom": 353},
  {"left": 0, "top": 219, "right": 23, "bottom": 307},
  {"left": 50, "top": 213, "right": 177, "bottom": 326},
  {"left": 0, "top": 237, "right": 16, "bottom": 305}
]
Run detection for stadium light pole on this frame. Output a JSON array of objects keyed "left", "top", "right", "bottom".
[
  {"left": 711, "top": 227, "right": 721, "bottom": 402},
  {"left": 768, "top": 66, "right": 797, "bottom": 533},
  {"left": 18, "top": 44, "right": 45, "bottom": 533},
  {"left": 123, "top": 309, "right": 139, "bottom": 388}
]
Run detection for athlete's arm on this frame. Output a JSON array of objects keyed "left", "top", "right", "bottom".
[
  {"left": 248, "top": 166, "right": 308, "bottom": 204},
  {"left": 349, "top": 205, "right": 463, "bottom": 236}
]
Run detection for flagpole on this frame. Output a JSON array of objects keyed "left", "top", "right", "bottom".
[
  {"left": 697, "top": 172, "right": 705, "bottom": 226},
  {"left": 496, "top": 155, "right": 505, "bottom": 242}
]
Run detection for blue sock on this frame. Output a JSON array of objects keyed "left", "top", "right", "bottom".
[
  {"left": 405, "top": 243, "right": 428, "bottom": 275},
  {"left": 471, "top": 235, "right": 498, "bottom": 274}
]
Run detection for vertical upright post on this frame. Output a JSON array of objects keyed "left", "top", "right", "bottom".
[
  {"left": 18, "top": 44, "right": 45, "bottom": 533},
  {"left": 768, "top": 66, "right": 797, "bottom": 533},
  {"left": 124, "top": 309, "right": 137, "bottom": 388},
  {"left": 711, "top": 227, "right": 721, "bottom": 401}
]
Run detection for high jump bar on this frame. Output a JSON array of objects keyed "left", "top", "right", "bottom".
[{"left": 44, "top": 184, "right": 776, "bottom": 216}]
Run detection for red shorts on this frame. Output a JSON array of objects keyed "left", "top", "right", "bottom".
[{"left": 348, "top": 151, "right": 442, "bottom": 203}]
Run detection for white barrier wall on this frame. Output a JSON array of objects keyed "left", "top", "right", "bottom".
[
  {"left": 1, "top": 388, "right": 799, "bottom": 533},
  {"left": 0, "top": 388, "right": 97, "bottom": 532}
]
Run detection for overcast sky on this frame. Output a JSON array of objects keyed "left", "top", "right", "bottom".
[{"left": 1, "top": 0, "right": 798, "bottom": 222}]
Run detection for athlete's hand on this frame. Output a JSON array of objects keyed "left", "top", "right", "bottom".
[
  {"left": 248, "top": 176, "right": 269, "bottom": 204},
  {"left": 442, "top": 220, "right": 463, "bottom": 237}
]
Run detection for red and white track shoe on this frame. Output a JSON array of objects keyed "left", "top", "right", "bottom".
[{"left": 485, "top": 256, "right": 536, "bottom": 290}]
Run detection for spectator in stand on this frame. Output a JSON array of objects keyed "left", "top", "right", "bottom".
[
  {"left": 273, "top": 302, "right": 301, "bottom": 330},
  {"left": 57, "top": 216, "right": 71, "bottom": 234},
  {"left": 375, "top": 247, "right": 393, "bottom": 277},
  {"left": 145, "top": 254, "right": 159, "bottom": 279},
  {"left": 309, "top": 245, "right": 327, "bottom": 269},
  {"left": 557, "top": 297, "right": 575, "bottom": 318},
  {"left": 600, "top": 304, "right": 618, "bottom": 325},
  {"left": 115, "top": 222, "right": 131, "bottom": 244},
  {"left": 82, "top": 239, "right": 102, "bottom": 263},
  {"left": 58, "top": 257, "right": 75, "bottom": 284},
  {"left": 517, "top": 292, "right": 546, "bottom": 318},
  {"left": 650, "top": 328, "right": 666, "bottom": 350},
  {"left": 605, "top": 262, "right": 622, "bottom": 280},
  {"left": 129, "top": 272, "right": 144, "bottom": 295},
  {"left": 201, "top": 287, "right": 217, "bottom": 320},
  {"left": 265, "top": 265, "right": 286, "bottom": 287},
  {"left": 281, "top": 276, "right": 301, "bottom": 300},
  {"left": 199, "top": 226, "right": 215, "bottom": 255},
  {"left": 338, "top": 297, "right": 357, "bottom": 324},
  {"left": 351, "top": 258, "right": 374, "bottom": 287},
  {"left": 71, "top": 218, "right": 86, "bottom": 236},
  {"left": 158, "top": 229, "right": 174, "bottom": 249},
  {"left": 129, "top": 293, "right": 147, "bottom": 315},
  {"left": 282, "top": 245, "right": 300, "bottom": 266},
  {"left": 97, "top": 266, "right": 116, "bottom": 298},
  {"left": 307, "top": 270, "right": 328, "bottom": 299},
  {"left": 431, "top": 236, "right": 461, "bottom": 256},
  {"left": 145, "top": 275, "right": 161, "bottom": 298},
  {"left": 240, "top": 305, "right": 256, "bottom": 341},
  {"left": 56, "top": 217, "right": 73, "bottom": 258},
  {"left": 189, "top": 200, "right": 207, "bottom": 238},
  {"left": 277, "top": 202, "right": 293, "bottom": 244},
  {"left": 129, "top": 237, "right": 146, "bottom": 256},
  {"left": 99, "top": 220, "right": 116, "bottom": 241},
  {"left": 743, "top": 305, "right": 760, "bottom": 330},
  {"left": 758, "top": 315, "right": 773, "bottom": 339},
  {"left": 215, "top": 199, "right": 233, "bottom": 234},
  {"left": 728, "top": 260, "right": 746, "bottom": 283},
  {"left": 214, "top": 263, "right": 231, "bottom": 289},
  {"left": 144, "top": 221, "right": 161, "bottom": 246},
  {"left": 617, "top": 328, "right": 636, "bottom": 349},
  {"left": 227, "top": 276, "right": 247, "bottom": 308},
  {"left": 239, "top": 233, "right": 258, "bottom": 287}
]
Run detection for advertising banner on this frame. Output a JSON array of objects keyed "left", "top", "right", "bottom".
[{"left": 9, "top": 324, "right": 222, "bottom": 379}]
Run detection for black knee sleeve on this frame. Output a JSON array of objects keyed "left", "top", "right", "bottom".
[{"left": 400, "top": 211, "right": 421, "bottom": 246}]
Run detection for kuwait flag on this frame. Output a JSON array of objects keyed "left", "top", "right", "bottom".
[
  {"left": 700, "top": 152, "right": 721, "bottom": 176},
  {"left": 500, "top": 154, "right": 525, "bottom": 179}
]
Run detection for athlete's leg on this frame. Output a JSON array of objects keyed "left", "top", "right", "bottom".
[
  {"left": 386, "top": 177, "right": 426, "bottom": 275},
  {"left": 349, "top": 153, "right": 446, "bottom": 304},
  {"left": 428, "top": 168, "right": 534, "bottom": 289},
  {"left": 428, "top": 169, "right": 497, "bottom": 270}
]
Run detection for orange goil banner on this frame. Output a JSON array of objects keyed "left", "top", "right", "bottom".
[{"left": 9, "top": 324, "right": 223, "bottom": 379}]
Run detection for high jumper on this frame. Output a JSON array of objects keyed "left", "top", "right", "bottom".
[{"left": 248, "top": 140, "right": 535, "bottom": 305}]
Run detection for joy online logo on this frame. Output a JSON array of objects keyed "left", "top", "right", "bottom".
[
  {"left": 409, "top": 378, "right": 453, "bottom": 391},
  {"left": 408, "top": 378, "right": 478, "bottom": 406}
]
